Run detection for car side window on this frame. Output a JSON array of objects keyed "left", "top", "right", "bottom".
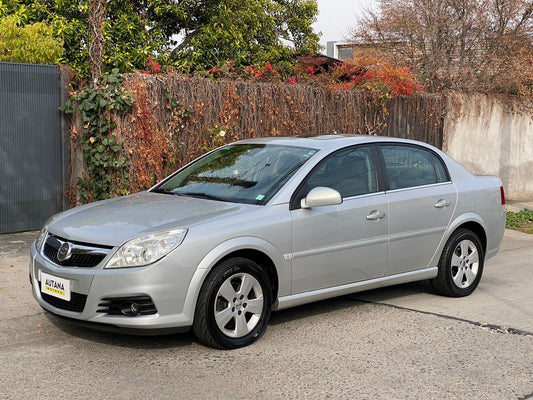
[
  {"left": 305, "top": 146, "right": 378, "bottom": 198},
  {"left": 381, "top": 145, "right": 443, "bottom": 190}
]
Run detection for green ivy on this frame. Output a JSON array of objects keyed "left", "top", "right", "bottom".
[
  {"left": 61, "top": 69, "right": 134, "bottom": 203},
  {"left": 162, "top": 84, "right": 190, "bottom": 118}
]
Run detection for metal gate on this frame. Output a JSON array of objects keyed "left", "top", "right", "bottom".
[{"left": 0, "top": 62, "right": 69, "bottom": 233}]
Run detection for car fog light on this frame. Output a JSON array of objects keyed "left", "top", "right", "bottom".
[{"left": 120, "top": 302, "right": 140, "bottom": 316}]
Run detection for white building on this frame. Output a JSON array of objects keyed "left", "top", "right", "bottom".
[{"left": 326, "top": 41, "right": 354, "bottom": 60}]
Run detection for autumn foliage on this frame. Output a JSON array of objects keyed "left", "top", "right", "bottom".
[
  {"left": 331, "top": 54, "right": 422, "bottom": 95},
  {"left": 198, "top": 54, "right": 423, "bottom": 96}
]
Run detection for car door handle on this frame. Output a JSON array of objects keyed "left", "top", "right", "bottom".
[
  {"left": 366, "top": 210, "right": 386, "bottom": 220},
  {"left": 434, "top": 199, "right": 451, "bottom": 209}
]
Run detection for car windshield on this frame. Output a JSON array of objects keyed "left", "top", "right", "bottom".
[{"left": 153, "top": 143, "right": 318, "bottom": 204}]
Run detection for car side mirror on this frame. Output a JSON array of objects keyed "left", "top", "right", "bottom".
[{"left": 301, "top": 187, "right": 343, "bottom": 209}]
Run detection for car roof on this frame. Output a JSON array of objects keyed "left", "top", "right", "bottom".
[{"left": 236, "top": 135, "right": 439, "bottom": 153}]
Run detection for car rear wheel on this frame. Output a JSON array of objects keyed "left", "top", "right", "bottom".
[
  {"left": 431, "top": 228, "right": 484, "bottom": 297},
  {"left": 193, "top": 257, "right": 272, "bottom": 349}
]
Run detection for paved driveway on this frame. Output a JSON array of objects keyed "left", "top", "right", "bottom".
[
  {"left": 0, "top": 230, "right": 532, "bottom": 399},
  {"left": 354, "top": 229, "right": 533, "bottom": 333}
]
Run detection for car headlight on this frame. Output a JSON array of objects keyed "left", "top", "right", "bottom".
[
  {"left": 35, "top": 219, "right": 52, "bottom": 252},
  {"left": 104, "top": 229, "right": 188, "bottom": 269}
]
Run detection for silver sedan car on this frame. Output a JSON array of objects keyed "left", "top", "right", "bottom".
[{"left": 30, "top": 135, "right": 506, "bottom": 348}]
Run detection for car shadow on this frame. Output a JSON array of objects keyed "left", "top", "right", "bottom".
[
  {"left": 45, "top": 280, "right": 436, "bottom": 349},
  {"left": 270, "top": 280, "right": 435, "bottom": 325},
  {"left": 45, "top": 312, "right": 196, "bottom": 349},
  {"left": 269, "top": 296, "right": 364, "bottom": 326},
  {"left": 345, "top": 280, "right": 435, "bottom": 303}
]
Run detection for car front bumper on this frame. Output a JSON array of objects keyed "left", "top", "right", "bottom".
[{"left": 29, "top": 242, "right": 198, "bottom": 332}]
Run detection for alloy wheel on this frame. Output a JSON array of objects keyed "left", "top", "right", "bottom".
[
  {"left": 450, "top": 239, "right": 479, "bottom": 289},
  {"left": 214, "top": 272, "right": 264, "bottom": 338}
]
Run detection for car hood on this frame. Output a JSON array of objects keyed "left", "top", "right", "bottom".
[{"left": 48, "top": 192, "right": 245, "bottom": 246}]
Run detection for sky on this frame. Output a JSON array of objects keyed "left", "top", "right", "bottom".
[{"left": 313, "top": 0, "right": 376, "bottom": 48}]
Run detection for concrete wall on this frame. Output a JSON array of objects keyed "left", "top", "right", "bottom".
[{"left": 443, "top": 93, "right": 533, "bottom": 200}]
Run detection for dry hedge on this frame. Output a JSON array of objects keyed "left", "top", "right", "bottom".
[{"left": 70, "top": 73, "right": 446, "bottom": 202}]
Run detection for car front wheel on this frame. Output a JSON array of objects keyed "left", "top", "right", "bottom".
[
  {"left": 431, "top": 228, "right": 485, "bottom": 297},
  {"left": 193, "top": 257, "right": 272, "bottom": 349}
]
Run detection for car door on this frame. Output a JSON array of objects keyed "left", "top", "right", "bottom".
[
  {"left": 289, "top": 145, "right": 388, "bottom": 294},
  {"left": 379, "top": 144, "right": 457, "bottom": 276}
]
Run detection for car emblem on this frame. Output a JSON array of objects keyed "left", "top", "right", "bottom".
[{"left": 57, "top": 242, "right": 73, "bottom": 262}]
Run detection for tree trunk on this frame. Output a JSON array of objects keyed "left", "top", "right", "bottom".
[{"left": 89, "top": 0, "right": 105, "bottom": 86}]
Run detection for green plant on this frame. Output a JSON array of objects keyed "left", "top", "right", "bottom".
[
  {"left": 2, "top": 0, "right": 320, "bottom": 78},
  {"left": 506, "top": 209, "right": 533, "bottom": 233},
  {"left": 163, "top": 84, "right": 190, "bottom": 117},
  {"left": 171, "top": 0, "right": 320, "bottom": 72},
  {"left": 0, "top": 15, "right": 63, "bottom": 64},
  {"left": 61, "top": 69, "right": 134, "bottom": 203}
]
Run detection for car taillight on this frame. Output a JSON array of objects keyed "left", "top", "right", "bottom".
[{"left": 500, "top": 186, "right": 506, "bottom": 205}]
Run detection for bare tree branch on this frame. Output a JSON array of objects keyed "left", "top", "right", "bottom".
[{"left": 351, "top": 0, "right": 533, "bottom": 94}]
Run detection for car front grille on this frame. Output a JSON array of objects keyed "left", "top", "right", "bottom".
[
  {"left": 38, "top": 282, "right": 87, "bottom": 313},
  {"left": 43, "top": 235, "right": 113, "bottom": 268}
]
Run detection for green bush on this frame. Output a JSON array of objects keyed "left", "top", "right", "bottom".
[
  {"left": 506, "top": 209, "right": 533, "bottom": 232},
  {"left": 0, "top": 15, "right": 63, "bottom": 64}
]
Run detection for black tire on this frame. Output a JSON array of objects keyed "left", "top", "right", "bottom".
[
  {"left": 431, "top": 228, "right": 485, "bottom": 297},
  {"left": 193, "top": 257, "right": 272, "bottom": 349}
]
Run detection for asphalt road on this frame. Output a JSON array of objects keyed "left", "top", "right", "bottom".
[{"left": 0, "top": 230, "right": 532, "bottom": 400}]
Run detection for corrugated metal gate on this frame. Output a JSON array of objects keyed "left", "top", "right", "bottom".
[{"left": 0, "top": 62, "right": 68, "bottom": 233}]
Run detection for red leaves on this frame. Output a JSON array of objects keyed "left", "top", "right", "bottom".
[
  {"left": 138, "top": 56, "right": 161, "bottom": 75},
  {"left": 245, "top": 62, "right": 279, "bottom": 80},
  {"left": 148, "top": 57, "right": 161, "bottom": 74},
  {"left": 376, "top": 66, "right": 422, "bottom": 95},
  {"left": 204, "top": 56, "right": 421, "bottom": 95}
]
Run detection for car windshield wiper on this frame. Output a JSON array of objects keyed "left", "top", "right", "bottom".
[
  {"left": 151, "top": 188, "right": 178, "bottom": 195},
  {"left": 175, "top": 192, "right": 227, "bottom": 202}
]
